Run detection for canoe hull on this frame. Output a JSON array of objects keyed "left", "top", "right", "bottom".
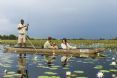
[{"left": 5, "top": 47, "right": 104, "bottom": 56}]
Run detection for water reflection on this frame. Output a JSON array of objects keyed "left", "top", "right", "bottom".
[
  {"left": 44, "top": 55, "right": 56, "bottom": 67},
  {"left": 17, "top": 56, "right": 28, "bottom": 78},
  {"left": 19, "top": 53, "right": 26, "bottom": 58},
  {"left": 1, "top": 44, "right": 117, "bottom": 78}
]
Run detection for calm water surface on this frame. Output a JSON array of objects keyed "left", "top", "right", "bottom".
[{"left": 0, "top": 45, "right": 117, "bottom": 78}]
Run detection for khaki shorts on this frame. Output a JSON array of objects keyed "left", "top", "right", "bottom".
[{"left": 18, "top": 34, "right": 26, "bottom": 43}]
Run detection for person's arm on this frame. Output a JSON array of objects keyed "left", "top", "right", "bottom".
[
  {"left": 18, "top": 24, "right": 24, "bottom": 30},
  {"left": 18, "top": 26, "right": 22, "bottom": 30},
  {"left": 67, "top": 43, "right": 76, "bottom": 49}
]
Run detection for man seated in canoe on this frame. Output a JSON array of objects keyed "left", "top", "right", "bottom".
[
  {"left": 44, "top": 37, "right": 58, "bottom": 49},
  {"left": 61, "top": 38, "right": 76, "bottom": 49}
]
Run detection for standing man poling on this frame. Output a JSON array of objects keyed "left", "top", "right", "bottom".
[{"left": 18, "top": 19, "right": 28, "bottom": 48}]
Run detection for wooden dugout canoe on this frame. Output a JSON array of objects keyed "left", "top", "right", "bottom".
[{"left": 5, "top": 47, "right": 105, "bottom": 56}]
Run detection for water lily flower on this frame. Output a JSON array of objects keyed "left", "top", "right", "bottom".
[
  {"left": 112, "top": 74, "right": 116, "bottom": 77},
  {"left": 112, "top": 57, "right": 115, "bottom": 60},
  {"left": 97, "top": 71, "right": 104, "bottom": 78},
  {"left": 111, "top": 61, "right": 116, "bottom": 66},
  {"left": 66, "top": 71, "right": 71, "bottom": 76}
]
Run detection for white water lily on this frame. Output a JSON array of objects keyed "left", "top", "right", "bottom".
[
  {"left": 112, "top": 74, "right": 116, "bottom": 77},
  {"left": 112, "top": 57, "right": 115, "bottom": 60},
  {"left": 97, "top": 71, "right": 104, "bottom": 78},
  {"left": 111, "top": 61, "right": 116, "bottom": 66},
  {"left": 66, "top": 71, "right": 71, "bottom": 76}
]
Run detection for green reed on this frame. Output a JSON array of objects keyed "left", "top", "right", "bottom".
[{"left": 0, "top": 40, "right": 117, "bottom": 49}]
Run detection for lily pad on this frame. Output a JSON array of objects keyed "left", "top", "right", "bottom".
[
  {"left": 44, "top": 72, "right": 57, "bottom": 75},
  {"left": 73, "top": 71, "right": 84, "bottom": 74},
  {"left": 3, "top": 75, "right": 13, "bottom": 78},
  {"left": 100, "top": 70, "right": 110, "bottom": 73},
  {"left": 76, "top": 77, "right": 88, "bottom": 78},
  {"left": 110, "top": 69, "right": 117, "bottom": 72},
  {"left": 63, "top": 67, "right": 69, "bottom": 70},
  {"left": 7, "top": 71, "right": 16, "bottom": 75},
  {"left": 38, "top": 76, "right": 60, "bottom": 78},
  {"left": 51, "top": 66, "right": 60, "bottom": 68},
  {"left": 94, "top": 65, "right": 103, "bottom": 69},
  {"left": 38, "top": 76, "right": 49, "bottom": 78},
  {"left": 13, "top": 74, "right": 22, "bottom": 77},
  {"left": 71, "top": 74, "right": 77, "bottom": 77},
  {"left": 37, "top": 65, "right": 49, "bottom": 69},
  {"left": 49, "top": 67, "right": 58, "bottom": 70}
]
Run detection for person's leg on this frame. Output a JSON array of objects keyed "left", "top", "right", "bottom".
[
  {"left": 21, "top": 38, "right": 24, "bottom": 47},
  {"left": 18, "top": 35, "right": 22, "bottom": 47},
  {"left": 22, "top": 35, "right": 26, "bottom": 47}
]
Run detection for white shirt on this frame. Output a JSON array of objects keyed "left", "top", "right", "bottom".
[
  {"left": 44, "top": 41, "right": 52, "bottom": 48},
  {"left": 18, "top": 24, "right": 27, "bottom": 34},
  {"left": 61, "top": 43, "right": 76, "bottom": 49},
  {"left": 61, "top": 43, "right": 70, "bottom": 49}
]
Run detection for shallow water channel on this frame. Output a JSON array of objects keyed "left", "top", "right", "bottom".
[{"left": 0, "top": 45, "right": 117, "bottom": 78}]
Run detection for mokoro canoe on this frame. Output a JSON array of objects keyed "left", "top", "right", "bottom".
[{"left": 5, "top": 47, "right": 105, "bottom": 56}]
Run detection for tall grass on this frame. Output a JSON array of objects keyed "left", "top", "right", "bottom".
[{"left": 0, "top": 40, "right": 117, "bottom": 49}]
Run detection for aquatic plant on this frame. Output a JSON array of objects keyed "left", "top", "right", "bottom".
[{"left": 97, "top": 71, "right": 104, "bottom": 78}]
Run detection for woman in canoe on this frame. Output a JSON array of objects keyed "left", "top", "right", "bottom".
[{"left": 61, "top": 38, "right": 76, "bottom": 49}]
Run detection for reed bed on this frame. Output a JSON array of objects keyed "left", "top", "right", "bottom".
[{"left": 0, "top": 40, "right": 117, "bottom": 49}]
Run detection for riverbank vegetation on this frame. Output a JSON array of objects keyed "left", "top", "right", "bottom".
[
  {"left": 0, "top": 39, "right": 117, "bottom": 49},
  {"left": 0, "top": 34, "right": 117, "bottom": 49}
]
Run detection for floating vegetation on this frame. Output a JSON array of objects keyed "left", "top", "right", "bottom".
[
  {"left": 38, "top": 76, "right": 60, "bottom": 78},
  {"left": 63, "top": 67, "right": 69, "bottom": 70},
  {"left": 13, "top": 74, "right": 22, "bottom": 77},
  {"left": 1, "top": 44, "right": 117, "bottom": 78},
  {"left": 75, "top": 77, "right": 88, "bottom": 78},
  {"left": 7, "top": 71, "right": 16, "bottom": 75},
  {"left": 73, "top": 70, "right": 84, "bottom": 74},
  {"left": 3, "top": 75, "right": 13, "bottom": 78},
  {"left": 99, "top": 54, "right": 108, "bottom": 57},
  {"left": 94, "top": 65, "right": 103, "bottom": 69},
  {"left": 100, "top": 70, "right": 110, "bottom": 73},
  {"left": 71, "top": 74, "right": 77, "bottom": 77},
  {"left": 110, "top": 61, "right": 117, "bottom": 66},
  {"left": 76, "top": 60, "right": 82, "bottom": 63},
  {"left": 3, "top": 64, "right": 11, "bottom": 68},
  {"left": 49, "top": 67, "right": 58, "bottom": 70},
  {"left": 3, "top": 73, "right": 22, "bottom": 78},
  {"left": 44, "top": 72, "right": 57, "bottom": 75},
  {"left": 109, "top": 69, "right": 117, "bottom": 72},
  {"left": 37, "top": 65, "right": 49, "bottom": 69},
  {"left": 51, "top": 66, "right": 60, "bottom": 68}
]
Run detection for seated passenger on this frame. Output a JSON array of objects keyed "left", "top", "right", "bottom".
[
  {"left": 44, "top": 37, "right": 53, "bottom": 49},
  {"left": 51, "top": 43, "right": 58, "bottom": 49},
  {"left": 61, "top": 38, "right": 76, "bottom": 49}
]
